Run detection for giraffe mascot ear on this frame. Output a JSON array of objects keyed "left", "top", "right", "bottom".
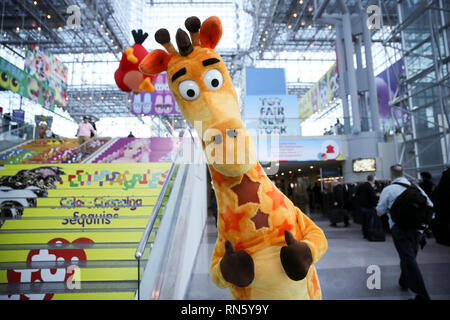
[
  {"left": 199, "top": 16, "right": 223, "bottom": 49},
  {"left": 139, "top": 49, "right": 171, "bottom": 75},
  {"left": 139, "top": 28, "right": 176, "bottom": 75}
]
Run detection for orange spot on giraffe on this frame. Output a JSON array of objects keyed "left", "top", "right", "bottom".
[
  {"left": 254, "top": 164, "right": 265, "bottom": 179},
  {"left": 266, "top": 186, "right": 288, "bottom": 211},
  {"left": 276, "top": 219, "right": 293, "bottom": 237},
  {"left": 210, "top": 166, "right": 226, "bottom": 187},
  {"left": 311, "top": 269, "right": 320, "bottom": 294},
  {"left": 234, "top": 242, "right": 252, "bottom": 255},
  {"left": 220, "top": 206, "right": 246, "bottom": 232}
]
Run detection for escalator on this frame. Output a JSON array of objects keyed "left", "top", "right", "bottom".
[{"left": 0, "top": 134, "right": 208, "bottom": 300}]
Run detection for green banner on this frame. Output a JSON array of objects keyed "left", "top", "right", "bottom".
[{"left": 0, "top": 57, "right": 55, "bottom": 111}]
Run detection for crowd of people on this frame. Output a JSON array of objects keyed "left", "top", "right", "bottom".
[{"left": 324, "top": 165, "right": 450, "bottom": 300}]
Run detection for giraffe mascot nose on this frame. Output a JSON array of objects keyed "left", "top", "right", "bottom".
[{"left": 139, "top": 15, "right": 328, "bottom": 300}]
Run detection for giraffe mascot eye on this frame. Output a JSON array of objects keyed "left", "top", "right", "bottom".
[
  {"left": 178, "top": 80, "right": 200, "bottom": 100},
  {"left": 203, "top": 69, "right": 223, "bottom": 91}
]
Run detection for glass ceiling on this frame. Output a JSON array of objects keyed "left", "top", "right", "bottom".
[{"left": 0, "top": 0, "right": 403, "bottom": 137}]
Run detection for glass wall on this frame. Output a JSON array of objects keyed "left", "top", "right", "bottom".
[{"left": 398, "top": 0, "right": 450, "bottom": 178}]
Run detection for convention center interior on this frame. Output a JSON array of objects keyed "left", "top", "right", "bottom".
[{"left": 0, "top": 0, "right": 449, "bottom": 301}]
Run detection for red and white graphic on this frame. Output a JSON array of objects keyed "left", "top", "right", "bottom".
[
  {"left": 321, "top": 140, "right": 340, "bottom": 160},
  {"left": 6, "top": 237, "right": 93, "bottom": 300}
]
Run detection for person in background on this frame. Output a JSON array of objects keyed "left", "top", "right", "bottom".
[
  {"left": 356, "top": 175, "right": 379, "bottom": 239},
  {"left": 330, "top": 182, "right": 350, "bottom": 227},
  {"left": 307, "top": 184, "right": 314, "bottom": 215},
  {"left": 419, "top": 172, "right": 435, "bottom": 199},
  {"left": 89, "top": 118, "right": 97, "bottom": 138},
  {"left": 77, "top": 116, "right": 96, "bottom": 154},
  {"left": 376, "top": 164, "right": 433, "bottom": 300},
  {"left": 312, "top": 182, "right": 322, "bottom": 213},
  {"left": 431, "top": 168, "right": 450, "bottom": 246},
  {"left": 334, "top": 118, "right": 344, "bottom": 135},
  {"left": 37, "top": 121, "right": 48, "bottom": 139},
  {"left": 128, "top": 132, "right": 135, "bottom": 138}
]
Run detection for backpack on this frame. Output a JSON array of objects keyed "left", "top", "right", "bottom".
[{"left": 390, "top": 182, "right": 433, "bottom": 230}]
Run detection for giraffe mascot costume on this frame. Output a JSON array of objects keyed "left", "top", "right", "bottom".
[{"left": 140, "top": 16, "right": 328, "bottom": 300}]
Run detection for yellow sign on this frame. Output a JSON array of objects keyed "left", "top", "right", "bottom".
[
  {"left": 298, "top": 63, "right": 339, "bottom": 123},
  {"left": 0, "top": 162, "right": 171, "bottom": 300}
]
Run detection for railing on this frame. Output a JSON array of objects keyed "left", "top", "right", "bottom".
[
  {"left": 134, "top": 145, "right": 182, "bottom": 300},
  {"left": 0, "top": 124, "right": 36, "bottom": 144}
]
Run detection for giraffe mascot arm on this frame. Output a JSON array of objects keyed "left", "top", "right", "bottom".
[{"left": 139, "top": 15, "right": 328, "bottom": 300}]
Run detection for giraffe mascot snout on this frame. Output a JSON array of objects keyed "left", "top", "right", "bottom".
[{"left": 140, "top": 16, "right": 328, "bottom": 300}]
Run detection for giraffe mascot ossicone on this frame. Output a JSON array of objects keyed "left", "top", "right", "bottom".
[{"left": 139, "top": 16, "right": 328, "bottom": 300}]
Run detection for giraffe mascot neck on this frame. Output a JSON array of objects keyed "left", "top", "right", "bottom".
[{"left": 139, "top": 16, "right": 328, "bottom": 300}]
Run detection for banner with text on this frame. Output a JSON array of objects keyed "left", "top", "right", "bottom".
[
  {"left": 244, "top": 95, "right": 300, "bottom": 136},
  {"left": 256, "top": 137, "right": 343, "bottom": 162}
]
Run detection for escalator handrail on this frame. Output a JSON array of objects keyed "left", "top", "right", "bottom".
[
  {"left": 134, "top": 145, "right": 183, "bottom": 260},
  {"left": 0, "top": 124, "right": 35, "bottom": 139}
]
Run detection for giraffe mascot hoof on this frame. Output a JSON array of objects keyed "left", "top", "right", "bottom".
[
  {"left": 139, "top": 15, "right": 328, "bottom": 300},
  {"left": 281, "top": 230, "right": 313, "bottom": 281},
  {"left": 220, "top": 240, "right": 254, "bottom": 287}
]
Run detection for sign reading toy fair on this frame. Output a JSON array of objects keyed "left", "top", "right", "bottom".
[
  {"left": 24, "top": 45, "right": 68, "bottom": 107},
  {"left": 244, "top": 95, "right": 300, "bottom": 136},
  {"left": 131, "top": 73, "right": 180, "bottom": 115},
  {"left": 257, "top": 137, "right": 343, "bottom": 162}
]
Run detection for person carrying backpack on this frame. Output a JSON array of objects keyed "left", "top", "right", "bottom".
[{"left": 376, "top": 164, "right": 434, "bottom": 300}]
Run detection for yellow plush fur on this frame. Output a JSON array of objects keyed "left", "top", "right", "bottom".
[{"left": 139, "top": 16, "right": 328, "bottom": 300}]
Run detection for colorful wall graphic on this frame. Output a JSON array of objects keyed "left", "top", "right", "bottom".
[
  {"left": 374, "top": 59, "right": 408, "bottom": 133},
  {"left": 0, "top": 138, "right": 110, "bottom": 165},
  {"left": 90, "top": 137, "right": 180, "bottom": 163},
  {"left": 0, "top": 162, "right": 170, "bottom": 300},
  {"left": 131, "top": 73, "right": 180, "bottom": 115},
  {"left": 24, "top": 45, "right": 68, "bottom": 107},
  {"left": 298, "top": 63, "right": 339, "bottom": 123},
  {"left": 0, "top": 56, "right": 57, "bottom": 111},
  {"left": 244, "top": 95, "right": 300, "bottom": 136}
]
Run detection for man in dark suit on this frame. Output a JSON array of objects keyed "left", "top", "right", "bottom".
[
  {"left": 356, "top": 175, "right": 378, "bottom": 238},
  {"left": 330, "top": 182, "right": 350, "bottom": 227}
]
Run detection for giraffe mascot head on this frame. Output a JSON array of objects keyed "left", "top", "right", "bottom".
[{"left": 140, "top": 16, "right": 328, "bottom": 300}]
